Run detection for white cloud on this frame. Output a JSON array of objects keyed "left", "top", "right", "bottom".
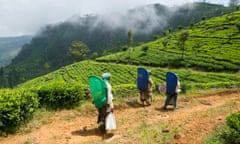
[{"left": 0, "top": 0, "right": 229, "bottom": 37}]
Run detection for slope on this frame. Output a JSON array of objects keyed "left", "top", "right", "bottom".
[
  {"left": 19, "top": 61, "right": 240, "bottom": 94},
  {"left": 97, "top": 10, "right": 240, "bottom": 72},
  {"left": 0, "top": 36, "right": 32, "bottom": 67},
  {"left": 0, "top": 2, "right": 231, "bottom": 87}
]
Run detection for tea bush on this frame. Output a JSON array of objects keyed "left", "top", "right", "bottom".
[
  {"left": 112, "top": 84, "right": 138, "bottom": 98},
  {"left": 0, "top": 89, "right": 39, "bottom": 133},
  {"left": 36, "top": 81, "right": 87, "bottom": 109},
  {"left": 220, "top": 112, "right": 240, "bottom": 144}
]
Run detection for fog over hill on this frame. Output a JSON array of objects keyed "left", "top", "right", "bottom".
[
  {"left": 0, "top": 2, "right": 233, "bottom": 88},
  {"left": 0, "top": 36, "right": 32, "bottom": 67},
  {"left": 0, "top": 0, "right": 229, "bottom": 37}
]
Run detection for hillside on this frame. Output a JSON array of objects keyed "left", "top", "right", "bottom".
[
  {"left": 19, "top": 61, "right": 240, "bottom": 93},
  {"left": 0, "top": 2, "right": 231, "bottom": 87},
  {"left": 97, "top": 10, "right": 240, "bottom": 72},
  {"left": 0, "top": 36, "right": 32, "bottom": 67},
  {"left": 1, "top": 3, "right": 240, "bottom": 144}
]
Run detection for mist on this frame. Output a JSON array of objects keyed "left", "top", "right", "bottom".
[
  {"left": 98, "top": 5, "right": 170, "bottom": 34},
  {"left": 0, "top": 0, "right": 229, "bottom": 37}
]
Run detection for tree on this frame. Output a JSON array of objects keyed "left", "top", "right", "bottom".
[
  {"left": 68, "top": 41, "right": 90, "bottom": 61},
  {"left": 201, "top": 16, "right": 206, "bottom": 21},
  {"left": 43, "top": 62, "right": 50, "bottom": 69},
  {"left": 91, "top": 52, "right": 98, "bottom": 60},
  {"left": 229, "top": 0, "right": 240, "bottom": 11},
  {"left": 179, "top": 30, "right": 189, "bottom": 59},
  {"left": 127, "top": 29, "right": 134, "bottom": 58},
  {"left": 127, "top": 29, "right": 133, "bottom": 48}
]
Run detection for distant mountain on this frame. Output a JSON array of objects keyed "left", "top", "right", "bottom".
[
  {"left": 0, "top": 2, "right": 232, "bottom": 87},
  {"left": 0, "top": 36, "right": 32, "bottom": 67}
]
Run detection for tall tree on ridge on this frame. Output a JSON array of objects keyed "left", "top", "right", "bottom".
[
  {"left": 68, "top": 41, "right": 90, "bottom": 62},
  {"left": 179, "top": 30, "right": 189, "bottom": 59},
  {"left": 229, "top": 0, "right": 240, "bottom": 11}
]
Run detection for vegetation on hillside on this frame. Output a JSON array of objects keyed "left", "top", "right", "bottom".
[
  {"left": 19, "top": 61, "right": 240, "bottom": 93},
  {"left": 0, "top": 2, "right": 232, "bottom": 88},
  {"left": 0, "top": 3, "right": 239, "bottom": 142},
  {"left": 205, "top": 112, "right": 240, "bottom": 144},
  {"left": 97, "top": 11, "right": 240, "bottom": 72},
  {"left": 0, "top": 89, "right": 39, "bottom": 133},
  {"left": 0, "top": 59, "right": 239, "bottom": 134}
]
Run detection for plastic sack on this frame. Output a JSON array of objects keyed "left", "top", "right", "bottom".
[{"left": 105, "top": 112, "right": 116, "bottom": 130}]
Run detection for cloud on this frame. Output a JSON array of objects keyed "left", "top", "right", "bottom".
[
  {"left": 0, "top": 0, "right": 229, "bottom": 37},
  {"left": 96, "top": 5, "right": 170, "bottom": 34}
]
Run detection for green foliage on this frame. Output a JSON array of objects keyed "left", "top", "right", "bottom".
[
  {"left": 68, "top": 41, "right": 90, "bottom": 61},
  {"left": 229, "top": 0, "right": 240, "bottom": 10},
  {"left": 141, "top": 46, "right": 149, "bottom": 52},
  {"left": 18, "top": 61, "right": 240, "bottom": 95},
  {"left": 128, "top": 29, "right": 133, "bottom": 48},
  {"left": 0, "top": 89, "right": 39, "bottom": 133},
  {"left": 236, "top": 24, "right": 240, "bottom": 31},
  {"left": 202, "top": 16, "right": 206, "bottom": 20},
  {"left": 112, "top": 84, "right": 138, "bottom": 99},
  {"left": 226, "top": 112, "right": 240, "bottom": 133},
  {"left": 0, "top": 3, "right": 232, "bottom": 87},
  {"left": 43, "top": 62, "right": 50, "bottom": 69},
  {"left": 98, "top": 11, "right": 240, "bottom": 72},
  {"left": 91, "top": 52, "right": 98, "bottom": 59},
  {"left": 218, "top": 112, "right": 240, "bottom": 144},
  {"left": 36, "top": 81, "right": 86, "bottom": 109}
]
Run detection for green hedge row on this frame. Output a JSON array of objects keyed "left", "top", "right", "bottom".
[
  {"left": 112, "top": 84, "right": 138, "bottom": 98},
  {"left": 0, "top": 81, "right": 88, "bottom": 133},
  {"left": 35, "top": 81, "right": 87, "bottom": 109},
  {"left": 185, "top": 82, "right": 240, "bottom": 90},
  {"left": 0, "top": 89, "right": 39, "bottom": 133}
]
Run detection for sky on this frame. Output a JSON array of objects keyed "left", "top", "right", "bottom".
[{"left": 0, "top": 0, "right": 229, "bottom": 37}]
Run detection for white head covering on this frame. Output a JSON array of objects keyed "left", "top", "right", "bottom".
[{"left": 102, "top": 72, "right": 111, "bottom": 80}]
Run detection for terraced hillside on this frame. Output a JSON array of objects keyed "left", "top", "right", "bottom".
[
  {"left": 97, "top": 11, "right": 240, "bottom": 72},
  {"left": 1, "top": 10, "right": 240, "bottom": 144},
  {"left": 19, "top": 61, "right": 240, "bottom": 93}
]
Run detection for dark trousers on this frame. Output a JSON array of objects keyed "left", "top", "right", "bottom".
[
  {"left": 164, "top": 93, "right": 177, "bottom": 108},
  {"left": 97, "top": 106, "right": 107, "bottom": 124}
]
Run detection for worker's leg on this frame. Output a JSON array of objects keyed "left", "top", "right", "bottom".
[{"left": 163, "top": 95, "right": 171, "bottom": 109}]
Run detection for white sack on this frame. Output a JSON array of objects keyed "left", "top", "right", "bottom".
[{"left": 105, "top": 112, "right": 116, "bottom": 130}]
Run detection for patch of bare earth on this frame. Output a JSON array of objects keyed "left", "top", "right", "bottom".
[{"left": 0, "top": 89, "right": 240, "bottom": 144}]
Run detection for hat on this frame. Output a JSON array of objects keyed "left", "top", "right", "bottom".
[{"left": 102, "top": 72, "right": 111, "bottom": 79}]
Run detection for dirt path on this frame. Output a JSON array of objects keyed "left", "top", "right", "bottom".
[{"left": 1, "top": 89, "right": 240, "bottom": 144}]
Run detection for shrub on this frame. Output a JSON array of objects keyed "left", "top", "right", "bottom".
[
  {"left": 36, "top": 81, "right": 86, "bottom": 109},
  {"left": 141, "top": 46, "right": 149, "bottom": 52},
  {"left": 219, "top": 112, "right": 240, "bottom": 144},
  {"left": 0, "top": 89, "right": 39, "bottom": 133},
  {"left": 226, "top": 112, "right": 240, "bottom": 133},
  {"left": 112, "top": 84, "right": 138, "bottom": 98}
]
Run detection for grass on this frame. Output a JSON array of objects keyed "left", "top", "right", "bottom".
[
  {"left": 75, "top": 100, "right": 98, "bottom": 116},
  {"left": 23, "top": 137, "right": 37, "bottom": 144},
  {"left": 204, "top": 127, "right": 223, "bottom": 144}
]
